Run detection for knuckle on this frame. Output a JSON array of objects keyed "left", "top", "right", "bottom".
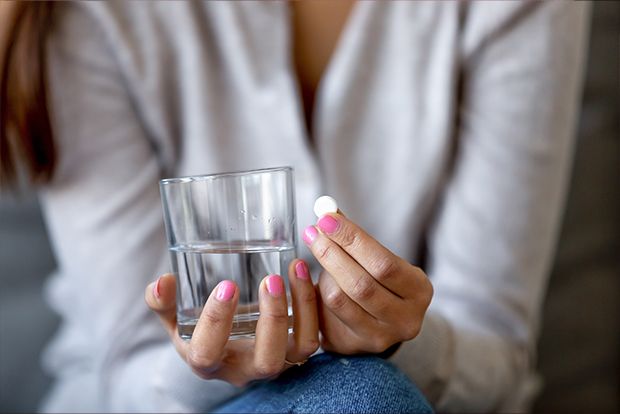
[
  {"left": 254, "top": 360, "right": 284, "bottom": 378},
  {"left": 190, "top": 366, "right": 215, "bottom": 381},
  {"left": 401, "top": 319, "right": 422, "bottom": 340},
  {"left": 324, "top": 288, "right": 348, "bottom": 311},
  {"left": 339, "top": 226, "right": 361, "bottom": 250},
  {"left": 398, "top": 318, "right": 422, "bottom": 341},
  {"left": 370, "top": 255, "right": 398, "bottom": 282},
  {"left": 350, "top": 276, "right": 376, "bottom": 302},
  {"left": 186, "top": 348, "right": 218, "bottom": 372},
  {"left": 315, "top": 242, "right": 335, "bottom": 262},
  {"left": 203, "top": 308, "right": 226, "bottom": 327},
  {"left": 299, "top": 288, "right": 317, "bottom": 306},
  {"left": 261, "top": 310, "right": 290, "bottom": 325},
  {"left": 412, "top": 278, "right": 433, "bottom": 311},
  {"left": 371, "top": 336, "right": 394, "bottom": 353},
  {"left": 297, "top": 338, "right": 320, "bottom": 357},
  {"left": 411, "top": 264, "right": 425, "bottom": 275}
]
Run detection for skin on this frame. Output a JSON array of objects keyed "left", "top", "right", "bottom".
[
  {"left": 291, "top": 0, "right": 356, "bottom": 137},
  {"left": 145, "top": 212, "right": 434, "bottom": 385},
  {"left": 305, "top": 212, "right": 434, "bottom": 354},
  {"left": 288, "top": 0, "right": 433, "bottom": 356},
  {"left": 145, "top": 259, "right": 319, "bottom": 387},
  {"left": 147, "top": 0, "right": 433, "bottom": 384}
]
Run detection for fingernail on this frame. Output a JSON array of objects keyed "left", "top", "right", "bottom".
[
  {"left": 317, "top": 215, "right": 339, "bottom": 234},
  {"left": 295, "top": 261, "right": 309, "bottom": 280},
  {"left": 216, "top": 280, "right": 235, "bottom": 301},
  {"left": 153, "top": 278, "right": 161, "bottom": 299},
  {"left": 303, "top": 225, "right": 318, "bottom": 245},
  {"left": 265, "top": 275, "right": 284, "bottom": 297}
]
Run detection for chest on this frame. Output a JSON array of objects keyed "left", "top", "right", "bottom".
[
  {"left": 159, "top": 1, "right": 460, "bottom": 258},
  {"left": 290, "top": 0, "right": 356, "bottom": 135}
]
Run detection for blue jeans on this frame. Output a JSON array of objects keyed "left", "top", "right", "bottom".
[{"left": 213, "top": 353, "right": 433, "bottom": 413}]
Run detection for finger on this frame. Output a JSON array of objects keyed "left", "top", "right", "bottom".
[
  {"left": 315, "top": 213, "right": 418, "bottom": 295},
  {"left": 187, "top": 280, "right": 238, "bottom": 375},
  {"left": 145, "top": 274, "right": 188, "bottom": 352},
  {"left": 303, "top": 225, "right": 396, "bottom": 319},
  {"left": 287, "top": 260, "right": 319, "bottom": 362},
  {"left": 253, "top": 275, "right": 289, "bottom": 378},
  {"left": 316, "top": 285, "right": 368, "bottom": 354},
  {"left": 145, "top": 274, "right": 177, "bottom": 333},
  {"left": 317, "top": 271, "right": 381, "bottom": 338}
]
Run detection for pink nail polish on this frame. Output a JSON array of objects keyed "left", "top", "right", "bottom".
[
  {"left": 295, "top": 261, "right": 309, "bottom": 280},
  {"left": 317, "top": 215, "right": 339, "bottom": 234},
  {"left": 153, "top": 278, "right": 161, "bottom": 299},
  {"left": 265, "top": 275, "right": 284, "bottom": 297},
  {"left": 303, "top": 225, "right": 318, "bottom": 245},
  {"left": 216, "top": 280, "right": 235, "bottom": 301}
]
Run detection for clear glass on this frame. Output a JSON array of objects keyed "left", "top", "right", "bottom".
[{"left": 159, "top": 167, "right": 297, "bottom": 340}]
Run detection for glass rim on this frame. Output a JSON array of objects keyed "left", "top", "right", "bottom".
[{"left": 159, "top": 166, "right": 293, "bottom": 186}]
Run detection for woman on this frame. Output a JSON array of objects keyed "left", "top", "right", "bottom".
[{"left": 1, "top": 1, "right": 590, "bottom": 412}]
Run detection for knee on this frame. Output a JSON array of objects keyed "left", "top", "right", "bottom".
[{"left": 289, "top": 353, "right": 433, "bottom": 413}]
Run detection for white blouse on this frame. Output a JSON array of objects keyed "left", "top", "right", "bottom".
[{"left": 40, "top": 1, "right": 590, "bottom": 412}]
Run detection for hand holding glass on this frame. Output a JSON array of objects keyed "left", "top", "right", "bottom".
[{"left": 159, "top": 167, "right": 296, "bottom": 339}]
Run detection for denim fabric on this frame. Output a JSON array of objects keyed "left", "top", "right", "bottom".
[{"left": 213, "top": 353, "right": 433, "bottom": 413}]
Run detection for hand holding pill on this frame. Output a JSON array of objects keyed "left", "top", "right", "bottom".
[{"left": 303, "top": 195, "right": 434, "bottom": 355}]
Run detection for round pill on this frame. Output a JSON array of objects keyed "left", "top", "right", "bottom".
[{"left": 313, "top": 195, "right": 338, "bottom": 218}]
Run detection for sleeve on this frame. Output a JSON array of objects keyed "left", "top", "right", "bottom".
[
  {"left": 390, "top": 2, "right": 591, "bottom": 412},
  {"left": 40, "top": 4, "right": 240, "bottom": 412}
]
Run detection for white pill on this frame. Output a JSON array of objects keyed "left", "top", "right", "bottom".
[{"left": 313, "top": 195, "right": 338, "bottom": 218}]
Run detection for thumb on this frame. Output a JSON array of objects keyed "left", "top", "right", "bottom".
[{"left": 145, "top": 273, "right": 177, "bottom": 337}]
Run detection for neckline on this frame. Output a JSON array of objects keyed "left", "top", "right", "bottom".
[{"left": 287, "top": 1, "right": 364, "bottom": 144}]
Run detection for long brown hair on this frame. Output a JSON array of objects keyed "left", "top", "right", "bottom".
[{"left": 0, "top": 2, "right": 55, "bottom": 189}]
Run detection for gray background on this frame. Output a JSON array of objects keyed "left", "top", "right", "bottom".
[{"left": 0, "top": 2, "right": 618, "bottom": 412}]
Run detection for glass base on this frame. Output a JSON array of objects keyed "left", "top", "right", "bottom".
[{"left": 178, "top": 312, "right": 293, "bottom": 341}]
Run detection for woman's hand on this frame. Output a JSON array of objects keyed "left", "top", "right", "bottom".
[
  {"left": 302, "top": 213, "right": 433, "bottom": 355},
  {"left": 145, "top": 259, "right": 319, "bottom": 387}
]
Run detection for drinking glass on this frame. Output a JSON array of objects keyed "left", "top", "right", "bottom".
[{"left": 159, "top": 167, "right": 297, "bottom": 340}]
